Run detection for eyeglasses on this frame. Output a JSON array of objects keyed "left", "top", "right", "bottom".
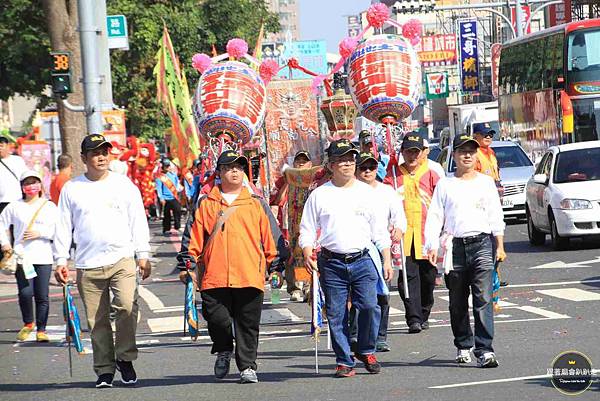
[
  {"left": 359, "top": 164, "right": 377, "bottom": 171},
  {"left": 332, "top": 158, "right": 356, "bottom": 166},
  {"left": 476, "top": 132, "right": 494, "bottom": 138}
]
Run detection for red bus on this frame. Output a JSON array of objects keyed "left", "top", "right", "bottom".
[{"left": 498, "top": 18, "right": 600, "bottom": 162}]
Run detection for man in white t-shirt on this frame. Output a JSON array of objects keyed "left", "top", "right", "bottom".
[
  {"left": 349, "top": 151, "right": 406, "bottom": 352},
  {"left": 299, "top": 139, "right": 392, "bottom": 378},
  {"left": 424, "top": 134, "right": 506, "bottom": 369},
  {"left": 54, "top": 134, "right": 151, "bottom": 388},
  {"left": 0, "top": 136, "right": 28, "bottom": 214}
]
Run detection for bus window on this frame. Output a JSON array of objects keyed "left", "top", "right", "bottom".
[
  {"left": 551, "top": 33, "right": 564, "bottom": 86},
  {"left": 567, "top": 28, "right": 600, "bottom": 84},
  {"left": 527, "top": 40, "right": 544, "bottom": 91},
  {"left": 572, "top": 97, "right": 600, "bottom": 141}
]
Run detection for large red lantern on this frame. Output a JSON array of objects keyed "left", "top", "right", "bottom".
[
  {"left": 194, "top": 61, "right": 267, "bottom": 145},
  {"left": 347, "top": 34, "right": 421, "bottom": 124},
  {"left": 319, "top": 90, "right": 358, "bottom": 140}
]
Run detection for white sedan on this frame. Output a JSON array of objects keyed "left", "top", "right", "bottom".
[{"left": 525, "top": 140, "right": 600, "bottom": 250}]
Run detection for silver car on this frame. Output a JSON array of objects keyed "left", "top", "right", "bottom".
[{"left": 437, "top": 140, "right": 535, "bottom": 218}]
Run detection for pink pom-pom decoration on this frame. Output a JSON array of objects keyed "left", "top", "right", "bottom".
[
  {"left": 366, "top": 3, "right": 390, "bottom": 29},
  {"left": 402, "top": 19, "right": 423, "bottom": 43},
  {"left": 226, "top": 38, "right": 249, "bottom": 59},
  {"left": 191, "top": 53, "right": 213, "bottom": 74},
  {"left": 339, "top": 37, "right": 359, "bottom": 60},
  {"left": 259, "top": 59, "right": 280, "bottom": 84},
  {"left": 409, "top": 36, "right": 420, "bottom": 47},
  {"left": 311, "top": 74, "right": 327, "bottom": 95}
]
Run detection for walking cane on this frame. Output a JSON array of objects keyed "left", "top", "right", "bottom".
[
  {"left": 63, "top": 284, "right": 73, "bottom": 377},
  {"left": 312, "top": 270, "right": 319, "bottom": 374},
  {"left": 399, "top": 237, "right": 409, "bottom": 299}
]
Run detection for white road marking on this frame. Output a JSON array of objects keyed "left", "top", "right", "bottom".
[
  {"left": 516, "top": 305, "right": 570, "bottom": 319},
  {"left": 138, "top": 285, "right": 165, "bottom": 311},
  {"left": 429, "top": 374, "right": 552, "bottom": 389},
  {"left": 482, "top": 279, "right": 600, "bottom": 289},
  {"left": 438, "top": 295, "right": 517, "bottom": 307},
  {"left": 536, "top": 288, "right": 600, "bottom": 302},
  {"left": 530, "top": 256, "right": 600, "bottom": 269}
]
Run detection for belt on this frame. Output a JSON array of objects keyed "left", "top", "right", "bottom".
[
  {"left": 453, "top": 233, "right": 490, "bottom": 244},
  {"left": 321, "top": 248, "right": 368, "bottom": 264}
]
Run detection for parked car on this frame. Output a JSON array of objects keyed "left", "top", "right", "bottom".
[
  {"left": 437, "top": 140, "right": 535, "bottom": 218},
  {"left": 525, "top": 141, "right": 600, "bottom": 250}
]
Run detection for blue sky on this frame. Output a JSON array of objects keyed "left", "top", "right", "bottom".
[{"left": 299, "top": 0, "right": 370, "bottom": 52}]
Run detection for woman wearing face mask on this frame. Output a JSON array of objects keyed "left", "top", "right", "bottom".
[{"left": 0, "top": 170, "right": 58, "bottom": 342}]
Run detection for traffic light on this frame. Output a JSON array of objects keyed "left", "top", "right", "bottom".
[{"left": 51, "top": 52, "right": 72, "bottom": 97}]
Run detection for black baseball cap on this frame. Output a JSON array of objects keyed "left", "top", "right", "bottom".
[
  {"left": 327, "top": 139, "right": 359, "bottom": 159},
  {"left": 401, "top": 134, "right": 424, "bottom": 150},
  {"left": 453, "top": 134, "right": 480, "bottom": 150},
  {"left": 357, "top": 151, "right": 377, "bottom": 166},
  {"left": 358, "top": 130, "right": 371, "bottom": 143},
  {"left": 0, "top": 136, "right": 10, "bottom": 144},
  {"left": 293, "top": 150, "right": 311, "bottom": 161},
  {"left": 472, "top": 122, "right": 495, "bottom": 137},
  {"left": 217, "top": 150, "right": 248, "bottom": 168},
  {"left": 81, "top": 134, "right": 112, "bottom": 153}
]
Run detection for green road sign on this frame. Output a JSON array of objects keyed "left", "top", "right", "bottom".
[{"left": 107, "top": 15, "right": 127, "bottom": 38}]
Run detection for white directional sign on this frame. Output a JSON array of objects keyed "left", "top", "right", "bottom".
[
  {"left": 106, "top": 14, "right": 129, "bottom": 50},
  {"left": 530, "top": 256, "right": 600, "bottom": 269}
]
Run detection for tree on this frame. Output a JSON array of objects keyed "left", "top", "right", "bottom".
[
  {"left": 0, "top": 0, "right": 280, "bottom": 147},
  {"left": 41, "top": 0, "right": 87, "bottom": 174}
]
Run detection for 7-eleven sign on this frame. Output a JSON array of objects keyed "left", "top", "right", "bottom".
[{"left": 425, "top": 72, "right": 449, "bottom": 99}]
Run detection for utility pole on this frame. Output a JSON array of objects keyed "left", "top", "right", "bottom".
[
  {"left": 514, "top": 0, "right": 524, "bottom": 37},
  {"left": 76, "top": 0, "right": 103, "bottom": 135}
]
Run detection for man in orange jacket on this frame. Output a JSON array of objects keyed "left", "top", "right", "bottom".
[{"left": 177, "top": 150, "right": 288, "bottom": 384}]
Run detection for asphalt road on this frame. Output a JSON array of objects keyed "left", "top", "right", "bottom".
[{"left": 1, "top": 220, "right": 599, "bottom": 401}]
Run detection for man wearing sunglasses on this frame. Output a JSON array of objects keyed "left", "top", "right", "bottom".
[{"left": 349, "top": 152, "right": 407, "bottom": 352}]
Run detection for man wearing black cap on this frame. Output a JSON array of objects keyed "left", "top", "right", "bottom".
[
  {"left": 54, "top": 134, "right": 151, "bottom": 388},
  {"left": 358, "top": 130, "right": 389, "bottom": 182},
  {"left": 155, "top": 158, "right": 183, "bottom": 235},
  {"left": 179, "top": 150, "right": 287, "bottom": 384},
  {"left": 350, "top": 151, "right": 407, "bottom": 352},
  {"left": 385, "top": 134, "right": 442, "bottom": 333},
  {"left": 424, "top": 134, "right": 506, "bottom": 368},
  {"left": 299, "top": 139, "right": 392, "bottom": 378}
]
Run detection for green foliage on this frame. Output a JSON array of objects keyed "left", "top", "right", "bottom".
[
  {"left": 0, "top": 0, "right": 51, "bottom": 102},
  {"left": 0, "top": 0, "right": 280, "bottom": 140}
]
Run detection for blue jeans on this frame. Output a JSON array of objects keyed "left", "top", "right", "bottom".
[
  {"left": 15, "top": 264, "right": 52, "bottom": 331},
  {"left": 445, "top": 234, "right": 495, "bottom": 358},
  {"left": 319, "top": 253, "right": 380, "bottom": 367}
]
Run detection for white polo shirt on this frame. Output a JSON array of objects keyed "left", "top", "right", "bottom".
[{"left": 0, "top": 155, "right": 28, "bottom": 203}]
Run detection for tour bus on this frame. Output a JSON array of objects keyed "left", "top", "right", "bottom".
[{"left": 498, "top": 18, "right": 600, "bottom": 163}]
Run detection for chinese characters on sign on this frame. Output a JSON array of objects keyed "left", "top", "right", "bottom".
[
  {"left": 415, "top": 34, "right": 457, "bottom": 67},
  {"left": 491, "top": 43, "right": 502, "bottom": 98},
  {"left": 459, "top": 20, "right": 479, "bottom": 93}
]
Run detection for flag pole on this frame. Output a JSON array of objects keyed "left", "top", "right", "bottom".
[{"left": 312, "top": 270, "right": 319, "bottom": 374}]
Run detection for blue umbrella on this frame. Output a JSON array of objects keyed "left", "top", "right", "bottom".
[
  {"left": 183, "top": 272, "right": 200, "bottom": 341},
  {"left": 492, "top": 261, "right": 501, "bottom": 313},
  {"left": 63, "top": 284, "right": 83, "bottom": 376}
]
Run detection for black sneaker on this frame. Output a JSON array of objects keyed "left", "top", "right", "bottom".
[
  {"left": 95, "top": 373, "right": 114, "bottom": 388},
  {"left": 408, "top": 322, "right": 422, "bottom": 333},
  {"left": 116, "top": 360, "right": 137, "bottom": 385},
  {"left": 421, "top": 321, "right": 430, "bottom": 330},
  {"left": 214, "top": 351, "right": 232, "bottom": 379},
  {"left": 354, "top": 353, "right": 381, "bottom": 374}
]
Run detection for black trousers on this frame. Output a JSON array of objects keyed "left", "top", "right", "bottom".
[
  {"left": 162, "top": 199, "right": 181, "bottom": 232},
  {"left": 201, "top": 287, "right": 263, "bottom": 371},
  {"left": 349, "top": 294, "right": 390, "bottom": 343},
  {"left": 398, "top": 242, "right": 437, "bottom": 325}
]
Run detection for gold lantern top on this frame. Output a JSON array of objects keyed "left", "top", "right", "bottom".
[{"left": 320, "top": 89, "right": 358, "bottom": 141}]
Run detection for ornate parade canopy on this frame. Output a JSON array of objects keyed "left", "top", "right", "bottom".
[{"left": 347, "top": 34, "right": 421, "bottom": 124}]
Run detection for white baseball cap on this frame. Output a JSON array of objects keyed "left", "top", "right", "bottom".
[{"left": 20, "top": 170, "right": 42, "bottom": 182}]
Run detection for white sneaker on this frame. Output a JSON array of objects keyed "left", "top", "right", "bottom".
[
  {"left": 456, "top": 348, "right": 472, "bottom": 364},
  {"left": 240, "top": 367, "right": 258, "bottom": 383},
  {"left": 289, "top": 290, "right": 303, "bottom": 302},
  {"left": 477, "top": 352, "right": 499, "bottom": 368}
]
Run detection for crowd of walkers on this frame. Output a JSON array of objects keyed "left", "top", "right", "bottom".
[{"left": 0, "top": 123, "right": 506, "bottom": 386}]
